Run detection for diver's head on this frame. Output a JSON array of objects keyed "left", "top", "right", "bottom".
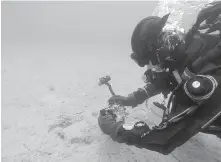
[{"left": 131, "top": 13, "right": 185, "bottom": 70}]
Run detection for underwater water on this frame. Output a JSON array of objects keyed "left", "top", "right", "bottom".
[{"left": 2, "top": 1, "right": 221, "bottom": 162}]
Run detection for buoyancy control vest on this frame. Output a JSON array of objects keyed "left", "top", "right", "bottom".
[{"left": 150, "top": 31, "right": 221, "bottom": 134}]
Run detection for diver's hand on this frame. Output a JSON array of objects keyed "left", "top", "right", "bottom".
[
  {"left": 108, "top": 95, "right": 128, "bottom": 106},
  {"left": 194, "top": 1, "right": 221, "bottom": 33},
  {"left": 195, "top": 2, "right": 221, "bottom": 26},
  {"left": 203, "top": 20, "right": 221, "bottom": 34},
  {"left": 100, "top": 108, "right": 117, "bottom": 118},
  {"left": 108, "top": 95, "right": 138, "bottom": 107}
]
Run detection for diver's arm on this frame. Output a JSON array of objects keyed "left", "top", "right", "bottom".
[
  {"left": 191, "top": 41, "right": 221, "bottom": 74},
  {"left": 98, "top": 109, "right": 124, "bottom": 141},
  {"left": 126, "top": 83, "right": 162, "bottom": 107},
  {"left": 108, "top": 77, "right": 165, "bottom": 107},
  {"left": 108, "top": 83, "right": 161, "bottom": 107},
  {"left": 98, "top": 109, "right": 151, "bottom": 145},
  {"left": 98, "top": 109, "right": 175, "bottom": 155}
]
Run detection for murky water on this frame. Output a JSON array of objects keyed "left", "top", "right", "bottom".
[{"left": 2, "top": 1, "right": 221, "bottom": 162}]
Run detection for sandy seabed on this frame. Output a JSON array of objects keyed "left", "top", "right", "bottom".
[{"left": 2, "top": 43, "right": 221, "bottom": 162}]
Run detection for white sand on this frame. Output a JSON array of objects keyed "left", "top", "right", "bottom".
[{"left": 2, "top": 43, "right": 221, "bottom": 162}]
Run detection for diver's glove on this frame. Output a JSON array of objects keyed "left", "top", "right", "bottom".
[
  {"left": 100, "top": 108, "right": 117, "bottom": 119},
  {"left": 194, "top": 1, "right": 221, "bottom": 34},
  {"left": 108, "top": 95, "right": 138, "bottom": 107}
]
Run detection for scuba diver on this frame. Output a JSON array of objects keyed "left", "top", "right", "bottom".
[{"left": 98, "top": 1, "right": 221, "bottom": 154}]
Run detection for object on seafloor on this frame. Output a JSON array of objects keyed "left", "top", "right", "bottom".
[
  {"left": 98, "top": 75, "right": 127, "bottom": 121},
  {"left": 98, "top": 75, "right": 115, "bottom": 95}
]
